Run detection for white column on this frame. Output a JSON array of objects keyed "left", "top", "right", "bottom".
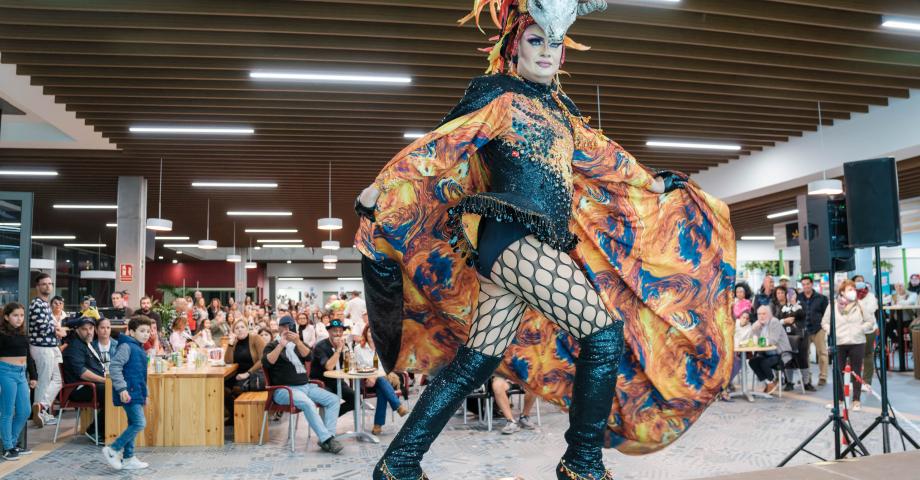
[{"left": 114, "top": 176, "right": 147, "bottom": 303}]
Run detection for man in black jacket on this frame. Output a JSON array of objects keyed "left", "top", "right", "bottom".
[
  {"left": 62, "top": 316, "right": 106, "bottom": 442},
  {"left": 797, "top": 277, "right": 829, "bottom": 387}
]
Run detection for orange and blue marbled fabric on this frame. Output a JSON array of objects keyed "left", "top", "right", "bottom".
[{"left": 355, "top": 79, "right": 736, "bottom": 455}]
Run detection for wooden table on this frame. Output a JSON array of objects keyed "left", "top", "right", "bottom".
[
  {"left": 324, "top": 369, "right": 380, "bottom": 444},
  {"left": 104, "top": 363, "right": 237, "bottom": 447},
  {"left": 732, "top": 345, "right": 778, "bottom": 402},
  {"left": 882, "top": 305, "right": 918, "bottom": 372}
]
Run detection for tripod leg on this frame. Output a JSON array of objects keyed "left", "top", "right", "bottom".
[
  {"left": 889, "top": 417, "right": 920, "bottom": 449},
  {"left": 841, "top": 417, "right": 880, "bottom": 457},
  {"left": 840, "top": 418, "right": 870, "bottom": 457},
  {"left": 778, "top": 415, "right": 833, "bottom": 467}
]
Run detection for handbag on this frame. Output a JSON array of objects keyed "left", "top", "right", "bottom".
[{"left": 240, "top": 370, "right": 265, "bottom": 392}]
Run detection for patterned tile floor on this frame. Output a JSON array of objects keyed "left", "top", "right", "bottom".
[{"left": 7, "top": 368, "right": 919, "bottom": 480}]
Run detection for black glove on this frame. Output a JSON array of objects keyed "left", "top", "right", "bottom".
[
  {"left": 354, "top": 197, "right": 376, "bottom": 222},
  {"left": 656, "top": 170, "right": 689, "bottom": 193}
]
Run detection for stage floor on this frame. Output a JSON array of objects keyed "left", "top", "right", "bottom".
[{"left": 4, "top": 368, "right": 918, "bottom": 479}]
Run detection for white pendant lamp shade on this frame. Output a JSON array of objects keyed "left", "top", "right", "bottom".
[
  {"left": 198, "top": 239, "right": 218, "bottom": 250},
  {"left": 226, "top": 254, "right": 242, "bottom": 263},
  {"left": 321, "top": 240, "right": 340, "bottom": 250},
  {"left": 317, "top": 217, "right": 342, "bottom": 230},
  {"left": 199, "top": 198, "right": 217, "bottom": 249},
  {"left": 808, "top": 178, "right": 843, "bottom": 196},
  {"left": 322, "top": 255, "right": 338, "bottom": 263},
  {"left": 245, "top": 261, "right": 258, "bottom": 269},
  {"left": 146, "top": 217, "right": 173, "bottom": 232},
  {"left": 147, "top": 158, "right": 173, "bottom": 231},
  {"left": 323, "top": 263, "right": 336, "bottom": 270}
]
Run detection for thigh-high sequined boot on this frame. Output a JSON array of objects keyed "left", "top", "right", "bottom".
[
  {"left": 374, "top": 345, "right": 501, "bottom": 480},
  {"left": 557, "top": 322, "right": 624, "bottom": 480}
]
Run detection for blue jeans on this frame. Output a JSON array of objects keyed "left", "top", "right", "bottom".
[
  {"left": 372, "top": 377, "right": 402, "bottom": 427},
  {"left": 0, "top": 361, "right": 30, "bottom": 450},
  {"left": 110, "top": 403, "right": 146, "bottom": 459},
  {"left": 273, "top": 383, "right": 340, "bottom": 443}
]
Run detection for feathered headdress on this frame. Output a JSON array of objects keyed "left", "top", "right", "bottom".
[{"left": 458, "top": 0, "right": 608, "bottom": 74}]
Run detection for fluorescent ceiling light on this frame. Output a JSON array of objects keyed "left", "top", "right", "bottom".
[
  {"left": 254, "top": 246, "right": 262, "bottom": 250},
  {"left": 227, "top": 211, "right": 292, "bottom": 216},
  {"left": 766, "top": 209, "right": 798, "bottom": 219},
  {"left": 323, "top": 263, "right": 336, "bottom": 270},
  {"left": 162, "top": 243, "right": 199, "bottom": 248},
  {"left": 286, "top": 260, "right": 292, "bottom": 264},
  {"left": 192, "top": 181, "right": 278, "bottom": 188},
  {"left": 245, "top": 228, "right": 298, "bottom": 233},
  {"left": 257, "top": 239, "right": 303, "bottom": 243},
  {"left": 54, "top": 204, "right": 117, "bottom": 210},
  {"left": 157, "top": 256, "right": 164, "bottom": 260},
  {"left": 250, "top": 71, "right": 411, "bottom": 84},
  {"left": 0, "top": 222, "right": 21, "bottom": 227},
  {"left": 882, "top": 19, "right": 920, "bottom": 32},
  {"left": 0, "top": 170, "right": 58, "bottom": 176},
  {"left": 322, "top": 255, "right": 338, "bottom": 263},
  {"left": 65, "top": 243, "right": 106, "bottom": 248},
  {"left": 404, "top": 132, "right": 426, "bottom": 139},
  {"left": 646, "top": 140, "right": 742, "bottom": 151},
  {"left": 106, "top": 223, "right": 118, "bottom": 228},
  {"left": 172, "top": 259, "right": 179, "bottom": 264},
  {"left": 176, "top": 251, "right": 183, "bottom": 255},
  {"left": 129, "top": 126, "right": 254, "bottom": 134},
  {"left": 32, "top": 235, "right": 76, "bottom": 240},
  {"left": 263, "top": 244, "right": 305, "bottom": 248},
  {"left": 279, "top": 277, "right": 304, "bottom": 281},
  {"left": 741, "top": 236, "right": 776, "bottom": 241},
  {"left": 155, "top": 236, "right": 190, "bottom": 241},
  {"left": 337, "top": 277, "right": 362, "bottom": 281}
]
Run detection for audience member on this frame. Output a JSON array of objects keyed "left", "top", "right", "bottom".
[
  {"left": 28, "top": 273, "right": 61, "bottom": 428},
  {"left": 909, "top": 274, "right": 920, "bottom": 296},
  {"left": 752, "top": 275, "right": 774, "bottom": 315},
  {"left": 102, "top": 315, "right": 153, "bottom": 471},
  {"left": 169, "top": 316, "right": 191, "bottom": 353},
  {"left": 93, "top": 318, "right": 118, "bottom": 374},
  {"left": 50, "top": 296, "right": 69, "bottom": 340},
  {"left": 893, "top": 283, "right": 918, "bottom": 305},
  {"left": 853, "top": 276, "right": 880, "bottom": 391},
  {"left": 771, "top": 286, "right": 811, "bottom": 391},
  {"left": 0, "top": 302, "right": 38, "bottom": 460},
  {"left": 210, "top": 311, "right": 230, "bottom": 344},
  {"left": 297, "top": 311, "right": 328, "bottom": 348},
  {"left": 193, "top": 298, "right": 208, "bottom": 333},
  {"left": 263, "top": 316, "right": 342, "bottom": 453},
  {"left": 136, "top": 296, "right": 161, "bottom": 326},
  {"left": 268, "top": 319, "right": 280, "bottom": 340},
  {"left": 822, "top": 279, "right": 875, "bottom": 411},
  {"left": 725, "top": 310, "right": 755, "bottom": 400},
  {"left": 732, "top": 282, "right": 753, "bottom": 320},
  {"left": 491, "top": 376, "right": 536, "bottom": 434},
  {"left": 257, "top": 326, "right": 273, "bottom": 345},
  {"left": 798, "top": 276, "right": 829, "bottom": 386},
  {"left": 352, "top": 325, "right": 408, "bottom": 435},
  {"left": 172, "top": 298, "right": 194, "bottom": 333},
  {"left": 311, "top": 319, "right": 357, "bottom": 417},
  {"left": 749, "top": 306, "right": 792, "bottom": 395},
  {"left": 208, "top": 298, "right": 222, "bottom": 320},
  {"left": 106, "top": 291, "right": 133, "bottom": 321},
  {"left": 194, "top": 319, "right": 216, "bottom": 348},
  {"left": 62, "top": 316, "right": 106, "bottom": 442},
  {"left": 224, "top": 319, "right": 266, "bottom": 419},
  {"left": 143, "top": 321, "right": 169, "bottom": 355},
  {"left": 344, "top": 290, "right": 366, "bottom": 336}
]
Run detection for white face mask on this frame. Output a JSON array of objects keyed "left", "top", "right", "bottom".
[{"left": 844, "top": 291, "right": 857, "bottom": 302}]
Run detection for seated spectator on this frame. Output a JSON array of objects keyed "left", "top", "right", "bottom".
[
  {"left": 311, "top": 319, "right": 357, "bottom": 418},
  {"left": 491, "top": 376, "right": 536, "bottom": 434},
  {"left": 257, "top": 326, "right": 273, "bottom": 345},
  {"left": 92, "top": 318, "right": 118, "bottom": 374},
  {"left": 297, "top": 312, "right": 328, "bottom": 348},
  {"left": 169, "top": 316, "right": 192, "bottom": 353},
  {"left": 210, "top": 311, "right": 230, "bottom": 344},
  {"left": 224, "top": 319, "right": 266, "bottom": 422},
  {"left": 143, "top": 321, "right": 170, "bottom": 355},
  {"left": 268, "top": 319, "right": 279, "bottom": 339},
  {"left": 749, "top": 306, "right": 793, "bottom": 395},
  {"left": 106, "top": 291, "right": 133, "bottom": 321},
  {"left": 136, "top": 296, "right": 161, "bottom": 327},
  {"left": 352, "top": 325, "right": 408, "bottom": 435},
  {"left": 194, "top": 318, "right": 216, "bottom": 348},
  {"left": 733, "top": 282, "right": 753, "bottom": 320},
  {"left": 62, "top": 316, "right": 107, "bottom": 442},
  {"left": 263, "top": 316, "right": 342, "bottom": 453},
  {"left": 721, "top": 310, "right": 755, "bottom": 401}
]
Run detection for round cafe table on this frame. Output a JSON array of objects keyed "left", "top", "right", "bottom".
[
  {"left": 324, "top": 369, "right": 381, "bottom": 443},
  {"left": 731, "top": 345, "right": 778, "bottom": 402}
]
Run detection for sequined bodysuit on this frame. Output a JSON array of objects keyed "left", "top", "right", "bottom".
[{"left": 443, "top": 74, "right": 581, "bottom": 272}]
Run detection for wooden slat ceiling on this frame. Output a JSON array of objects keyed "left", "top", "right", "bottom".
[{"left": 0, "top": 0, "right": 919, "bottom": 254}]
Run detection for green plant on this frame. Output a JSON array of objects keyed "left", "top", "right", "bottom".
[
  {"left": 149, "top": 298, "right": 176, "bottom": 331},
  {"left": 743, "top": 260, "right": 781, "bottom": 276},
  {"left": 879, "top": 260, "right": 893, "bottom": 272}
]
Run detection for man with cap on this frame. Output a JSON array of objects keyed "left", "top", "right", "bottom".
[
  {"left": 311, "top": 319, "right": 358, "bottom": 417},
  {"left": 61, "top": 316, "right": 107, "bottom": 442},
  {"left": 263, "top": 315, "right": 342, "bottom": 454}
]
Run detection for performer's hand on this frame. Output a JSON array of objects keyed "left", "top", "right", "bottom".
[
  {"left": 655, "top": 170, "right": 689, "bottom": 193},
  {"left": 355, "top": 185, "right": 380, "bottom": 221}
]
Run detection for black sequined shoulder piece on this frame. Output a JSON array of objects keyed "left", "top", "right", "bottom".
[{"left": 439, "top": 74, "right": 581, "bottom": 127}]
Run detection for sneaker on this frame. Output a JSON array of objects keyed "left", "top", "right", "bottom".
[
  {"left": 13, "top": 446, "right": 32, "bottom": 456},
  {"left": 804, "top": 383, "right": 817, "bottom": 392},
  {"left": 852, "top": 401, "right": 862, "bottom": 412},
  {"left": 40, "top": 411, "right": 58, "bottom": 426},
  {"left": 783, "top": 383, "right": 794, "bottom": 392},
  {"left": 319, "top": 437, "right": 344, "bottom": 454},
  {"left": 121, "top": 457, "right": 149, "bottom": 470},
  {"left": 501, "top": 421, "right": 520, "bottom": 435},
  {"left": 101, "top": 446, "right": 122, "bottom": 470},
  {"left": 396, "top": 404, "right": 409, "bottom": 417},
  {"left": 518, "top": 415, "right": 536, "bottom": 430},
  {"left": 818, "top": 378, "right": 827, "bottom": 386},
  {"left": 31, "top": 404, "right": 43, "bottom": 428},
  {"left": 861, "top": 384, "right": 870, "bottom": 393},
  {"left": 2, "top": 449, "right": 19, "bottom": 461}
]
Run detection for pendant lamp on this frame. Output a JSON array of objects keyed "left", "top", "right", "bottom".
[
  {"left": 318, "top": 162, "right": 342, "bottom": 230},
  {"left": 198, "top": 199, "right": 218, "bottom": 249},
  {"left": 807, "top": 101, "right": 843, "bottom": 196},
  {"left": 226, "top": 222, "right": 241, "bottom": 262},
  {"left": 245, "top": 238, "right": 257, "bottom": 268},
  {"left": 146, "top": 158, "right": 173, "bottom": 231}
]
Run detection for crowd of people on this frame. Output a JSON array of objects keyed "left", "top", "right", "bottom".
[{"left": 728, "top": 273, "right": 900, "bottom": 411}]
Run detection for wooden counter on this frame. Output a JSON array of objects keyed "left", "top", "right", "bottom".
[{"left": 104, "top": 363, "right": 237, "bottom": 447}]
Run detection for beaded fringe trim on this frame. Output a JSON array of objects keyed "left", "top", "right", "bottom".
[
  {"left": 377, "top": 460, "right": 428, "bottom": 480},
  {"left": 557, "top": 459, "right": 614, "bottom": 480},
  {"left": 446, "top": 194, "right": 579, "bottom": 266}
]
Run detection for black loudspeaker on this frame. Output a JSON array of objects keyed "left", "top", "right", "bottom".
[
  {"left": 843, "top": 157, "right": 901, "bottom": 248},
  {"left": 798, "top": 194, "right": 855, "bottom": 274}
]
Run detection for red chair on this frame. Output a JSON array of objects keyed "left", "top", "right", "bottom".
[
  {"left": 258, "top": 366, "right": 326, "bottom": 451},
  {"left": 52, "top": 364, "right": 101, "bottom": 445}
]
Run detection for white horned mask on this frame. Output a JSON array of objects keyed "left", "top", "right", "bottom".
[{"left": 527, "top": 0, "right": 608, "bottom": 44}]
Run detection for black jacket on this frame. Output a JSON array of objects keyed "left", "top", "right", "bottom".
[
  {"left": 62, "top": 338, "right": 105, "bottom": 385},
  {"left": 797, "top": 291, "right": 829, "bottom": 335}
]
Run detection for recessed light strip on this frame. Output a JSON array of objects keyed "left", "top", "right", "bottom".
[
  {"left": 192, "top": 182, "right": 278, "bottom": 188},
  {"left": 278, "top": 277, "right": 305, "bottom": 281},
  {"left": 0, "top": 170, "right": 58, "bottom": 176},
  {"left": 740, "top": 236, "right": 776, "bottom": 241},
  {"left": 54, "top": 204, "right": 117, "bottom": 209},
  {"left": 646, "top": 140, "right": 742, "bottom": 151},
  {"left": 257, "top": 239, "right": 302, "bottom": 243},
  {"left": 155, "top": 236, "right": 190, "bottom": 241},
  {"left": 766, "top": 209, "right": 799, "bottom": 219},
  {"left": 130, "top": 127, "right": 254, "bottom": 134},
  {"left": 882, "top": 18, "right": 920, "bottom": 32},
  {"left": 32, "top": 235, "right": 76, "bottom": 240},
  {"left": 337, "top": 277, "right": 362, "bottom": 281},
  {"left": 262, "top": 244, "right": 305, "bottom": 248},
  {"left": 162, "top": 243, "right": 200, "bottom": 248},
  {"left": 404, "top": 132, "right": 425, "bottom": 139},
  {"left": 245, "top": 229, "right": 298, "bottom": 233},
  {"left": 227, "top": 211, "right": 292, "bottom": 216},
  {"left": 64, "top": 243, "right": 106, "bottom": 248},
  {"left": 250, "top": 71, "right": 411, "bottom": 84}
]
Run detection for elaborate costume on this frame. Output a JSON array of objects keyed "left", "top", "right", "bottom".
[{"left": 355, "top": 1, "right": 736, "bottom": 478}]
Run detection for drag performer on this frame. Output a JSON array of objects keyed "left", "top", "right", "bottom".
[{"left": 354, "top": 1, "right": 736, "bottom": 478}]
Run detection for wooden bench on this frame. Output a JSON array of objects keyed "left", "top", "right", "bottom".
[{"left": 233, "top": 391, "right": 268, "bottom": 444}]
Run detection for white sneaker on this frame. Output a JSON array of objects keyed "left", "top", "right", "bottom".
[
  {"left": 852, "top": 401, "right": 862, "bottom": 412},
  {"left": 860, "top": 384, "right": 870, "bottom": 393},
  {"left": 518, "top": 415, "right": 536, "bottom": 430},
  {"left": 40, "top": 411, "right": 58, "bottom": 426},
  {"left": 121, "top": 457, "right": 149, "bottom": 470},
  {"left": 101, "top": 446, "right": 122, "bottom": 470},
  {"left": 501, "top": 421, "right": 520, "bottom": 435}
]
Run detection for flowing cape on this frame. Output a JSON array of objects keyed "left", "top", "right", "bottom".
[{"left": 355, "top": 78, "right": 736, "bottom": 454}]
